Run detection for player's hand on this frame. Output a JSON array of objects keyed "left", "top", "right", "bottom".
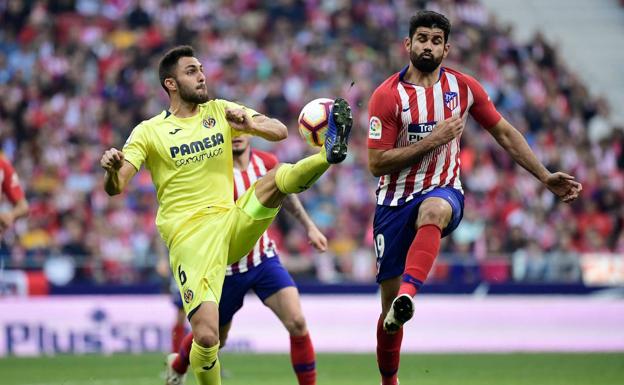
[
  {"left": 100, "top": 148, "right": 125, "bottom": 172},
  {"left": 226, "top": 108, "right": 256, "bottom": 133},
  {"left": 307, "top": 226, "right": 328, "bottom": 252},
  {"left": 544, "top": 172, "right": 582, "bottom": 203},
  {"left": 430, "top": 116, "right": 464, "bottom": 146}
]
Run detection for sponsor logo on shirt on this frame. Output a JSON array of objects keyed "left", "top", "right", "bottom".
[
  {"left": 408, "top": 121, "right": 437, "bottom": 143},
  {"left": 169, "top": 133, "right": 226, "bottom": 167},
  {"left": 369, "top": 116, "right": 382, "bottom": 139},
  {"left": 169, "top": 133, "right": 225, "bottom": 158}
]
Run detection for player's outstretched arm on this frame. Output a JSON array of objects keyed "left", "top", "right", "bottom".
[
  {"left": 226, "top": 108, "right": 287, "bottom": 141},
  {"left": 282, "top": 194, "right": 328, "bottom": 252},
  {"left": 368, "top": 116, "right": 463, "bottom": 177},
  {"left": 101, "top": 148, "right": 137, "bottom": 196},
  {"left": 486, "top": 117, "right": 582, "bottom": 202}
]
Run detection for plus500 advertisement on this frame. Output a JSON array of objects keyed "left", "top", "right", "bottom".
[
  {"left": 0, "top": 296, "right": 173, "bottom": 356},
  {"left": 2, "top": 295, "right": 624, "bottom": 356}
]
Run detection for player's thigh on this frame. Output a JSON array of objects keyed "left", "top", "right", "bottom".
[
  {"left": 189, "top": 300, "right": 219, "bottom": 347},
  {"left": 263, "top": 287, "right": 303, "bottom": 322},
  {"left": 373, "top": 201, "right": 420, "bottom": 283},
  {"left": 218, "top": 274, "right": 251, "bottom": 328},
  {"left": 416, "top": 187, "right": 465, "bottom": 236},
  {"left": 254, "top": 259, "right": 300, "bottom": 321},
  {"left": 417, "top": 197, "right": 453, "bottom": 228},
  {"left": 229, "top": 185, "right": 279, "bottom": 263},
  {"left": 170, "top": 214, "right": 231, "bottom": 317}
]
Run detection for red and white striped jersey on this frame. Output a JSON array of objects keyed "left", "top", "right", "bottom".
[
  {"left": 367, "top": 66, "right": 501, "bottom": 206},
  {"left": 226, "top": 149, "right": 279, "bottom": 275}
]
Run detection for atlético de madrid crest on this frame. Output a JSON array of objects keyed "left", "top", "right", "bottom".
[{"left": 444, "top": 91, "right": 458, "bottom": 111}]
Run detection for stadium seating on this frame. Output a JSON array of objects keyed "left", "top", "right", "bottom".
[{"left": 0, "top": 0, "right": 621, "bottom": 288}]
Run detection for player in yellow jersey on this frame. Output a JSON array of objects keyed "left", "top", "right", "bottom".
[{"left": 99, "top": 45, "right": 352, "bottom": 385}]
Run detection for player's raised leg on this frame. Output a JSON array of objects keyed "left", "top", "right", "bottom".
[
  {"left": 254, "top": 97, "right": 353, "bottom": 208},
  {"left": 374, "top": 189, "right": 461, "bottom": 385},
  {"left": 383, "top": 197, "right": 452, "bottom": 333}
]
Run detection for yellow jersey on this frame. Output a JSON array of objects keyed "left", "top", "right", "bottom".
[{"left": 122, "top": 99, "right": 258, "bottom": 244}]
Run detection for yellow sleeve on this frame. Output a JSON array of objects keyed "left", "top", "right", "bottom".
[
  {"left": 217, "top": 99, "right": 262, "bottom": 137},
  {"left": 122, "top": 123, "right": 149, "bottom": 171}
]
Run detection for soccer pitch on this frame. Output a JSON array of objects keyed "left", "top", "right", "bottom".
[{"left": 1, "top": 353, "right": 622, "bottom": 385}]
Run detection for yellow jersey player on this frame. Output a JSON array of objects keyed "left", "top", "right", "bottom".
[{"left": 100, "top": 45, "right": 352, "bottom": 385}]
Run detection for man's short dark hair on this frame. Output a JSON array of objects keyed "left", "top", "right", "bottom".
[
  {"left": 409, "top": 11, "right": 451, "bottom": 43},
  {"left": 158, "top": 45, "right": 195, "bottom": 94}
]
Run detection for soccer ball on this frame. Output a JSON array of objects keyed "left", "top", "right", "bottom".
[{"left": 297, "top": 98, "right": 334, "bottom": 147}]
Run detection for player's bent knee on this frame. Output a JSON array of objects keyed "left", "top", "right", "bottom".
[
  {"left": 255, "top": 166, "right": 286, "bottom": 207},
  {"left": 256, "top": 167, "right": 279, "bottom": 191},
  {"left": 194, "top": 331, "right": 219, "bottom": 348},
  {"left": 284, "top": 315, "right": 308, "bottom": 336},
  {"left": 192, "top": 324, "right": 220, "bottom": 348},
  {"left": 417, "top": 203, "right": 452, "bottom": 228}
]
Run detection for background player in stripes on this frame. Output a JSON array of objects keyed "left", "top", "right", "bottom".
[
  {"left": 166, "top": 134, "right": 327, "bottom": 385},
  {"left": 367, "top": 11, "right": 582, "bottom": 385}
]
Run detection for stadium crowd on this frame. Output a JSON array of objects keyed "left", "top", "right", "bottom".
[{"left": 0, "top": 0, "right": 622, "bottom": 286}]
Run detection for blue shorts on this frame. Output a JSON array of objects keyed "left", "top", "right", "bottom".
[
  {"left": 373, "top": 187, "right": 464, "bottom": 283},
  {"left": 172, "top": 278, "right": 184, "bottom": 309},
  {"left": 172, "top": 292, "right": 184, "bottom": 309},
  {"left": 218, "top": 257, "right": 295, "bottom": 326}
]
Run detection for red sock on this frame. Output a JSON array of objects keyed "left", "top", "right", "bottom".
[
  {"left": 172, "top": 332, "right": 193, "bottom": 374},
  {"left": 398, "top": 224, "right": 442, "bottom": 297},
  {"left": 376, "top": 314, "right": 403, "bottom": 385},
  {"left": 290, "top": 333, "right": 316, "bottom": 385},
  {"left": 171, "top": 323, "right": 186, "bottom": 352}
]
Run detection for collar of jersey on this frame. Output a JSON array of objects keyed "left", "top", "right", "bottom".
[
  {"left": 164, "top": 109, "right": 201, "bottom": 125},
  {"left": 399, "top": 65, "right": 445, "bottom": 87}
]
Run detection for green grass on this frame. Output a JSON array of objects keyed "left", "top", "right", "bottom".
[{"left": 0, "top": 352, "right": 622, "bottom": 385}]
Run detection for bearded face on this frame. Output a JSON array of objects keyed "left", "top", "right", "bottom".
[
  {"left": 410, "top": 47, "right": 444, "bottom": 73},
  {"left": 408, "top": 27, "right": 448, "bottom": 74},
  {"left": 168, "top": 56, "right": 210, "bottom": 104},
  {"left": 177, "top": 80, "right": 209, "bottom": 104}
]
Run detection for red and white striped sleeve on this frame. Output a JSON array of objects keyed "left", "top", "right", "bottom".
[
  {"left": 367, "top": 86, "right": 400, "bottom": 150},
  {"left": 463, "top": 74, "right": 501, "bottom": 129}
]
